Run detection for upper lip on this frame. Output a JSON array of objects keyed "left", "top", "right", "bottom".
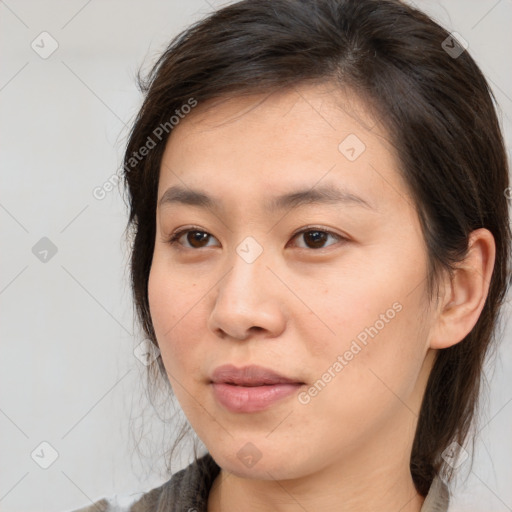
[{"left": 210, "top": 364, "right": 304, "bottom": 386}]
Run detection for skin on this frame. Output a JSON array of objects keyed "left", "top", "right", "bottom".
[{"left": 147, "top": 82, "right": 495, "bottom": 512}]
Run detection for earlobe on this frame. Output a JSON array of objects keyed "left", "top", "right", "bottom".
[{"left": 429, "top": 228, "right": 496, "bottom": 350}]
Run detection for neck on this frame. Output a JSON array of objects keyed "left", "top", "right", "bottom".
[
  {"left": 207, "top": 461, "right": 425, "bottom": 512},
  {"left": 207, "top": 411, "right": 426, "bottom": 512}
]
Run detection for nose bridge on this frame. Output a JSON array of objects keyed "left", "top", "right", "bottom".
[
  {"left": 222, "top": 236, "right": 269, "bottom": 304},
  {"left": 208, "top": 235, "right": 286, "bottom": 339}
]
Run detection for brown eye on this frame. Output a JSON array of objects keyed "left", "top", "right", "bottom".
[
  {"left": 303, "top": 230, "right": 328, "bottom": 249},
  {"left": 291, "top": 229, "right": 344, "bottom": 250},
  {"left": 186, "top": 230, "right": 211, "bottom": 248},
  {"left": 167, "top": 229, "right": 219, "bottom": 249}
]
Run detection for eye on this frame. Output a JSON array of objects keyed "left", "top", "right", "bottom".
[
  {"left": 289, "top": 227, "right": 345, "bottom": 250},
  {"left": 166, "top": 227, "right": 220, "bottom": 249},
  {"left": 165, "top": 226, "right": 346, "bottom": 251}
]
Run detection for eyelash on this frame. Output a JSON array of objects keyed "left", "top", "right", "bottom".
[{"left": 165, "top": 225, "right": 347, "bottom": 251}]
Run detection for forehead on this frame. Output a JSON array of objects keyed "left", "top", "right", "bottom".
[
  {"left": 158, "top": 83, "right": 411, "bottom": 214},
  {"left": 168, "top": 82, "right": 379, "bottom": 147}
]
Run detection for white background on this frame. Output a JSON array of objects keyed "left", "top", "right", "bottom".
[{"left": 1, "top": 1, "right": 511, "bottom": 511}]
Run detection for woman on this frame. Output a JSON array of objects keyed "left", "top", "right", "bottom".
[{"left": 72, "top": 0, "right": 510, "bottom": 510}]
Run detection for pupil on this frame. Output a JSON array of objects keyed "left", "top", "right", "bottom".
[
  {"left": 305, "top": 231, "right": 326, "bottom": 248},
  {"left": 188, "top": 231, "right": 208, "bottom": 247},
  {"left": 184, "top": 230, "right": 327, "bottom": 249}
]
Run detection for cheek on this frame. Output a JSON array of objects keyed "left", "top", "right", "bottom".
[
  {"left": 148, "top": 264, "right": 189, "bottom": 365},
  {"left": 310, "top": 252, "right": 430, "bottom": 400},
  {"left": 302, "top": 304, "right": 427, "bottom": 445},
  {"left": 147, "top": 260, "right": 211, "bottom": 384}
]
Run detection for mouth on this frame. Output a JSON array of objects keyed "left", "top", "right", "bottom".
[
  {"left": 210, "top": 363, "right": 304, "bottom": 386},
  {"left": 209, "top": 364, "right": 305, "bottom": 413}
]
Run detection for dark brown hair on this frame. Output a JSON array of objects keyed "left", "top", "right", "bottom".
[{"left": 122, "top": 0, "right": 511, "bottom": 496}]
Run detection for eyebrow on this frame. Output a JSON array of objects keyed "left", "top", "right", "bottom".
[{"left": 158, "top": 184, "right": 376, "bottom": 213}]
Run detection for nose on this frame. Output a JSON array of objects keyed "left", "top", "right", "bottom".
[{"left": 207, "top": 246, "right": 287, "bottom": 341}]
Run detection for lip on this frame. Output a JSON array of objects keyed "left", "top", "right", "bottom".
[
  {"left": 210, "top": 364, "right": 302, "bottom": 386},
  {"left": 210, "top": 364, "right": 304, "bottom": 413}
]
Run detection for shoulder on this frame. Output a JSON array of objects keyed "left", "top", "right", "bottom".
[
  {"left": 67, "top": 452, "right": 221, "bottom": 512},
  {"left": 66, "top": 492, "right": 147, "bottom": 512},
  {"left": 68, "top": 498, "right": 111, "bottom": 512},
  {"left": 420, "top": 474, "right": 450, "bottom": 512}
]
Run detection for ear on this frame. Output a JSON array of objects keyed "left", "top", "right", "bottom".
[{"left": 429, "top": 228, "right": 496, "bottom": 350}]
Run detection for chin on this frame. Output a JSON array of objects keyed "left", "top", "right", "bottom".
[{"left": 208, "top": 442, "right": 308, "bottom": 481}]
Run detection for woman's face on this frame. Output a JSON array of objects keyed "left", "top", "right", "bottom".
[{"left": 148, "top": 83, "right": 438, "bottom": 481}]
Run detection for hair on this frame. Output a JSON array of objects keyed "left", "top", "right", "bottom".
[{"left": 122, "top": 0, "right": 511, "bottom": 497}]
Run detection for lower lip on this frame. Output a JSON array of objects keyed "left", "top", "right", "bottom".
[{"left": 211, "top": 382, "right": 303, "bottom": 413}]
